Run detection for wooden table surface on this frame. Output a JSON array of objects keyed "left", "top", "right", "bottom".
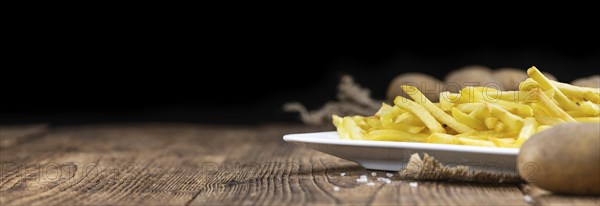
[{"left": 1, "top": 124, "right": 598, "bottom": 205}]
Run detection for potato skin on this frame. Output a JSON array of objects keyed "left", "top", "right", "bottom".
[
  {"left": 445, "top": 65, "right": 503, "bottom": 93},
  {"left": 571, "top": 75, "right": 600, "bottom": 88},
  {"left": 492, "top": 68, "right": 528, "bottom": 91},
  {"left": 518, "top": 123, "right": 600, "bottom": 195},
  {"left": 387, "top": 73, "right": 444, "bottom": 102}
]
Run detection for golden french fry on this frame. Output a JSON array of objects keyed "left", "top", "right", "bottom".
[
  {"left": 533, "top": 109, "right": 566, "bottom": 125},
  {"left": 380, "top": 105, "right": 407, "bottom": 129},
  {"left": 536, "top": 125, "right": 552, "bottom": 132},
  {"left": 519, "top": 78, "right": 540, "bottom": 91},
  {"left": 405, "top": 125, "right": 427, "bottom": 134},
  {"left": 366, "top": 116, "right": 382, "bottom": 129},
  {"left": 394, "top": 112, "right": 411, "bottom": 123},
  {"left": 460, "top": 86, "right": 534, "bottom": 117},
  {"left": 494, "top": 122, "right": 505, "bottom": 133},
  {"left": 534, "top": 88, "right": 576, "bottom": 122},
  {"left": 580, "top": 101, "right": 600, "bottom": 116},
  {"left": 584, "top": 91, "right": 600, "bottom": 104},
  {"left": 459, "top": 87, "right": 484, "bottom": 103},
  {"left": 428, "top": 133, "right": 458, "bottom": 144},
  {"left": 486, "top": 91, "right": 520, "bottom": 102},
  {"left": 456, "top": 103, "right": 482, "bottom": 113},
  {"left": 550, "top": 80, "right": 600, "bottom": 100},
  {"left": 451, "top": 108, "right": 488, "bottom": 130},
  {"left": 394, "top": 112, "right": 425, "bottom": 126},
  {"left": 458, "top": 137, "right": 497, "bottom": 147},
  {"left": 353, "top": 116, "right": 370, "bottom": 130},
  {"left": 469, "top": 102, "right": 492, "bottom": 120},
  {"left": 484, "top": 117, "right": 499, "bottom": 129},
  {"left": 402, "top": 85, "right": 475, "bottom": 133},
  {"left": 342, "top": 116, "right": 365, "bottom": 140},
  {"left": 332, "top": 115, "right": 342, "bottom": 127},
  {"left": 488, "top": 104, "right": 524, "bottom": 131},
  {"left": 491, "top": 99, "right": 534, "bottom": 117},
  {"left": 567, "top": 110, "right": 592, "bottom": 117},
  {"left": 367, "top": 130, "right": 428, "bottom": 142},
  {"left": 335, "top": 116, "right": 350, "bottom": 139},
  {"left": 527, "top": 66, "right": 578, "bottom": 110},
  {"left": 492, "top": 138, "right": 518, "bottom": 148},
  {"left": 375, "top": 103, "right": 394, "bottom": 116},
  {"left": 575, "top": 117, "right": 600, "bottom": 123},
  {"left": 394, "top": 96, "right": 446, "bottom": 133},
  {"left": 333, "top": 67, "right": 599, "bottom": 148},
  {"left": 439, "top": 91, "right": 457, "bottom": 111},
  {"left": 515, "top": 118, "right": 537, "bottom": 146},
  {"left": 455, "top": 130, "right": 508, "bottom": 139}
]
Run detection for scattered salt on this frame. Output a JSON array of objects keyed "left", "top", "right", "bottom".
[
  {"left": 333, "top": 186, "right": 340, "bottom": 192},
  {"left": 409, "top": 182, "right": 418, "bottom": 188},
  {"left": 371, "top": 172, "right": 377, "bottom": 176},
  {"left": 523, "top": 195, "right": 533, "bottom": 203},
  {"left": 377, "top": 177, "right": 392, "bottom": 184},
  {"left": 340, "top": 173, "right": 346, "bottom": 176},
  {"left": 356, "top": 175, "right": 368, "bottom": 183},
  {"left": 366, "top": 182, "right": 376, "bottom": 186},
  {"left": 386, "top": 173, "right": 393, "bottom": 178}
]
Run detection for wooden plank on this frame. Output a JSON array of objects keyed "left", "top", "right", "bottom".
[
  {"left": 520, "top": 184, "right": 600, "bottom": 205},
  {"left": 189, "top": 125, "right": 528, "bottom": 205},
  {"left": 0, "top": 124, "right": 235, "bottom": 205},
  {"left": 0, "top": 124, "right": 48, "bottom": 149},
  {"left": 0, "top": 124, "right": 594, "bottom": 205}
]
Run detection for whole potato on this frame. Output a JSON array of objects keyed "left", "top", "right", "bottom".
[
  {"left": 492, "top": 68, "right": 528, "bottom": 91},
  {"left": 444, "top": 65, "right": 503, "bottom": 93},
  {"left": 387, "top": 73, "right": 444, "bottom": 102},
  {"left": 518, "top": 123, "right": 600, "bottom": 195},
  {"left": 571, "top": 75, "right": 600, "bottom": 88}
]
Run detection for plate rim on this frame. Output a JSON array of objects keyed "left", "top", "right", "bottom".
[{"left": 283, "top": 131, "right": 519, "bottom": 156}]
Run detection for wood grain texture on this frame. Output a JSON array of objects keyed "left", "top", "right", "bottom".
[
  {"left": 0, "top": 124, "right": 48, "bottom": 149},
  {"left": 0, "top": 124, "right": 597, "bottom": 205},
  {"left": 520, "top": 184, "right": 600, "bottom": 205}
]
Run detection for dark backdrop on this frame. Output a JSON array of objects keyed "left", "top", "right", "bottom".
[{"left": 2, "top": 30, "right": 599, "bottom": 125}]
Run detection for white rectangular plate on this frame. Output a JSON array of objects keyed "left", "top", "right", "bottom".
[{"left": 284, "top": 131, "right": 519, "bottom": 174}]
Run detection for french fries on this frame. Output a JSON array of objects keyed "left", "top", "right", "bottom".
[{"left": 333, "top": 67, "right": 600, "bottom": 148}]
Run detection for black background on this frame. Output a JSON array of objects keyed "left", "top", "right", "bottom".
[{"left": 2, "top": 24, "right": 599, "bottom": 126}]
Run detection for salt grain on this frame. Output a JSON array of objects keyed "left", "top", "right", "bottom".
[
  {"left": 409, "top": 182, "right": 418, "bottom": 188},
  {"left": 371, "top": 172, "right": 377, "bottom": 176},
  {"left": 356, "top": 175, "right": 368, "bottom": 183},
  {"left": 377, "top": 177, "right": 392, "bottom": 184},
  {"left": 367, "top": 182, "right": 376, "bottom": 186},
  {"left": 386, "top": 173, "right": 393, "bottom": 178},
  {"left": 340, "top": 173, "right": 346, "bottom": 176},
  {"left": 333, "top": 186, "right": 340, "bottom": 192},
  {"left": 523, "top": 195, "right": 533, "bottom": 203}
]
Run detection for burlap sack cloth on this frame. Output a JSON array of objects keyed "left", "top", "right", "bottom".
[{"left": 401, "top": 153, "right": 520, "bottom": 183}]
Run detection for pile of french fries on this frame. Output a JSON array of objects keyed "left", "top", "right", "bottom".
[{"left": 332, "top": 67, "right": 600, "bottom": 148}]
